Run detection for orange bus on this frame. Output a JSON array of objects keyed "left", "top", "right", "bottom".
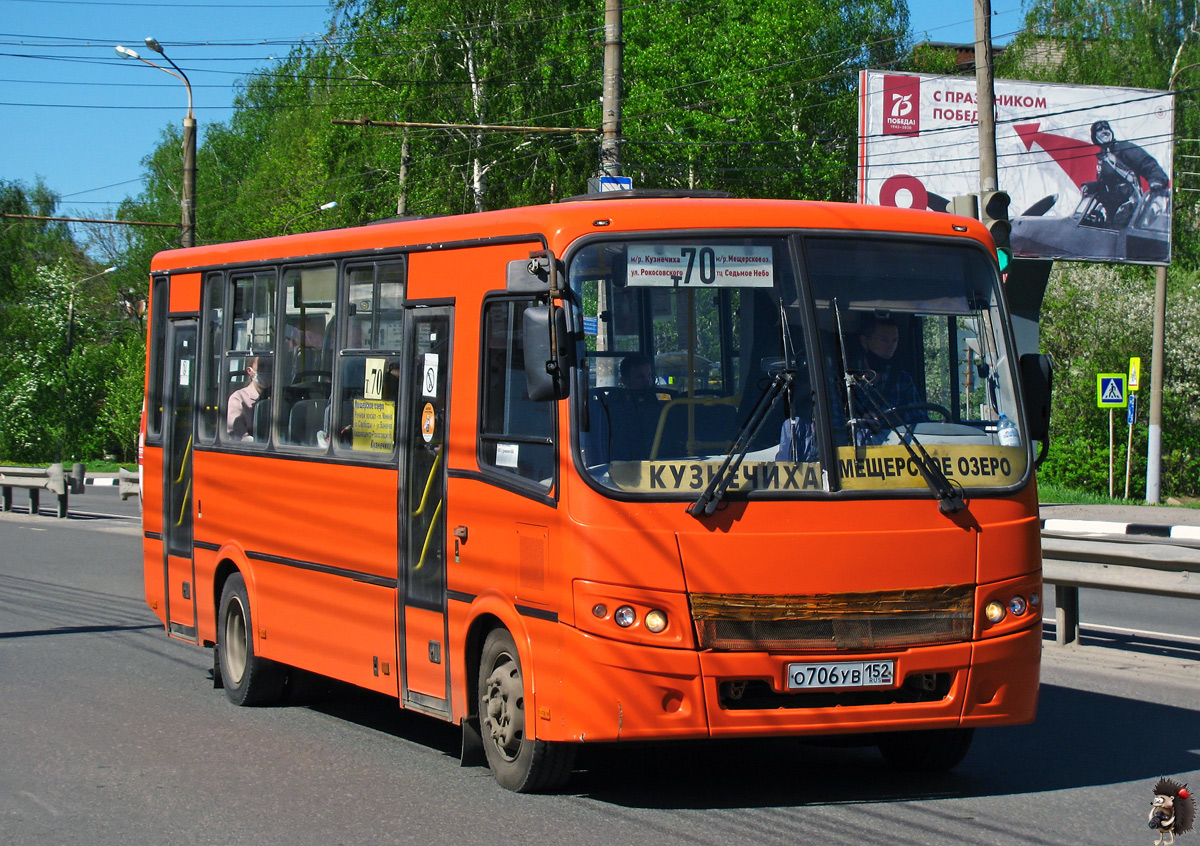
[{"left": 141, "top": 193, "right": 1052, "bottom": 792}]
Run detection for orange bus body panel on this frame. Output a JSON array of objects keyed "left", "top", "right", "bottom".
[
  {"left": 142, "top": 197, "right": 1038, "bottom": 753},
  {"left": 191, "top": 453, "right": 401, "bottom": 695}
]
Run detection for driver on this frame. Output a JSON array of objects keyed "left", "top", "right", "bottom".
[{"left": 852, "top": 315, "right": 927, "bottom": 440}]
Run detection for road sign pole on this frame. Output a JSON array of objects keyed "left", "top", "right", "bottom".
[
  {"left": 1124, "top": 400, "right": 1134, "bottom": 499},
  {"left": 1109, "top": 408, "right": 1115, "bottom": 499}
]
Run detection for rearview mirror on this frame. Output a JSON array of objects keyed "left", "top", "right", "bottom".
[
  {"left": 1019, "top": 353, "right": 1053, "bottom": 463},
  {"left": 523, "top": 304, "right": 570, "bottom": 402}
]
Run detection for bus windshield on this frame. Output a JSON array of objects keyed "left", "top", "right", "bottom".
[{"left": 571, "top": 234, "right": 1028, "bottom": 500}]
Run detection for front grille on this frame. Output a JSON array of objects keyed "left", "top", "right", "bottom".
[
  {"left": 719, "top": 672, "right": 952, "bottom": 710},
  {"left": 691, "top": 585, "right": 974, "bottom": 651}
]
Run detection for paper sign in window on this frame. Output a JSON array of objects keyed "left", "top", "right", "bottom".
[
  {"left": 364, "top": 358, "right": 386, "bottom": 400},
  {"left": 352, "top": 398, "right": 395, "bottom": 453},
  {"left": 496, "top": 443, "right": 519, "bottom": 468}
]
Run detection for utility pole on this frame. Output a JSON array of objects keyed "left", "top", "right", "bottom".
[
  {"left": 397, "top": 129, "right": 410, "bottom": 217},
  {"left": 1147, "top": 265, "right": 1167, "bottom": 502},
  {"left": 974, "top": 0, "right": 998, "bottom": 192},
  {"left": 599, "top": 0, "right": 623, "bottom": 177}
]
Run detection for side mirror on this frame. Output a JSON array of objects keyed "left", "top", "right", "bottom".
[
  {"left": 1019, "top": 353, "right": 1053, "bottom": 462},
  {"left": 523, "top": 304, "right": 570, "bottom": 402}
]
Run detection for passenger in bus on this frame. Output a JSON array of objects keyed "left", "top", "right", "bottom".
[
  {"left": 227, "top": 356, "right": 273, "bottom": 441},
  {"left": 619, "top": 352, "right": 656, "bottom": 391}
]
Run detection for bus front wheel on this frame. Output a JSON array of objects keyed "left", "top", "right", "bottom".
[
  {"left": 477, "top": 628, "right": 575, "bottom": 792},
  {"left": 877, "top": 727, "right": 974, "bottom": 771},
  {"left": 217, "top": 572, "right": 285, "bottom": 707}
]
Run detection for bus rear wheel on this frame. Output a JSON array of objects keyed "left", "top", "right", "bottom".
[
  {"left": 217, "top": 572, "right": 285, "bottom": 707},
  {"left": 877, "top": 727, "right": 974, "bottom": 771},
  {"left": 477, "top": 628, "right": 575, "bottom": 792}
]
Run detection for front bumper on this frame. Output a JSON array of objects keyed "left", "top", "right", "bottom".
[{"left": 547, "top": 621, "right": 1040, "bottom": 743}]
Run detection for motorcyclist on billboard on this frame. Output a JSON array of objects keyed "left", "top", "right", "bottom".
[{"left": 1080, "top": 120, "right": 1169, "bottom": 228}]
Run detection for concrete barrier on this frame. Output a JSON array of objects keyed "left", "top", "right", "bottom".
[{"left": 0, "top": 463, "right": 86, "bottom": 518}]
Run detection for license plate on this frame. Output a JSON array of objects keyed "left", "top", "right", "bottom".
[{"left": 786, "top": 660, "right": 894, "bottom": 690}]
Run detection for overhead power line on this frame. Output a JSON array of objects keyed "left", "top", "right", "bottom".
[
  {"left": 332, "top": 118, "right": 597, "bottom": 135},
  {"left": 1, "top": 212, "right": 180, "bottom": 228}
]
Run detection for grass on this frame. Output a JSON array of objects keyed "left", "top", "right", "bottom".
[
  {"left": 1039, "top": 480, "right": 1200, "bottom": 508},
  {"left": 0, "top": 458, "right": 135, "bottom": 473}
]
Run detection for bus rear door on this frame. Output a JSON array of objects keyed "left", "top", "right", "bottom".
[
  {"left": 162, "top": 318, "right": 198, "bottom": 641},
  {"left": 400, "top": 305, "right": 452, "bottom": 716}
]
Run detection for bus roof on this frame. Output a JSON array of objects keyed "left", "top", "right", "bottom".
[{"left": 148, "top": 197, "right": 992, "bottom": 273}]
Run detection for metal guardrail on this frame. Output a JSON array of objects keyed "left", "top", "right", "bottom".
[
  {"left": 0, "top": 463, "right": 87, "bottom": 518},
  {"left": 1041, "top": 532, "right": 1200, "bottom": 645},
  {"left": 117, "top": 467, "right": 140, "bottom": 501}
]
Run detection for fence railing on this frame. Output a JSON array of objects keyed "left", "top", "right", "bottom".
[
  {"left": 0, "top": 463, "right": 87, "bottom": 518},
  {"left": 1041, "top": 533, "right": 1200, "bottom": 645}
]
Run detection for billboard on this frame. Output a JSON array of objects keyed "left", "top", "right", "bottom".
[{"left": 859, "top": 70, "right": 1174, "bottom": 265}]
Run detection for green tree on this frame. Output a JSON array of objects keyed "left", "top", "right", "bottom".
[
  {"left": 620, "top": 0, "right": 910, "bottom": 200},
  {"left": 1037, "top": 263, "right": 1200, "bottom": 497},
  {"left": 0, "top": 179, "right": 80, "bottom": 299}
]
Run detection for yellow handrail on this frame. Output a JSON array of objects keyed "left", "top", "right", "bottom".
[
  {"left": 413, "top": 499, "right": 444, "bottom": 572},
  {"left": 412, "top": 449, "right": 442, "bottom": 517}
]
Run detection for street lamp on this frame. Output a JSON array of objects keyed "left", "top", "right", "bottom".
[
  {"left": 280, "top": 201, "right": 338, "bottom": 235},
  {"left": 116, "top": 39, "right": 196, "bottom": 248}
]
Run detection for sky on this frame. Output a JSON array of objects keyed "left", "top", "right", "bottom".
[{"left": 0, "top": 0, "right": 1024, "bottom": 225}]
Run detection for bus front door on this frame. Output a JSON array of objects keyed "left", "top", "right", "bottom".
[
  {"left": 400, "top": 306, "right": 452, "bottom": 716},
  {"left": 162, "top": 318, "right": 198, "bottom": 641}
]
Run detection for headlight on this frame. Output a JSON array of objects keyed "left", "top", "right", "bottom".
[
  {"left": 614, "top": 605, "right": 636, "bottom": 628},
  {"left": 1008, "top": 595, "right": 1028, "bottom": 616},
  {"left": 984, "top": 601, "right": 1006, "bottom": 624},
  {"left": 644, "top": 609, "right": 668, "bottom": 633}
]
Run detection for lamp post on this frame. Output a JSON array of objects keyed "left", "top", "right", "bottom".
[{"left": 116, "top": 39, "right": 195, "bottom": 248}]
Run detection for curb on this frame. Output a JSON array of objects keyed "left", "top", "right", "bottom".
[{"left": 1040, "top": 518, "right": 1200, "bottom": 541}]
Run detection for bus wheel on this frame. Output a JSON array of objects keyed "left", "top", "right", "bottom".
[
  {"left": 217, "top": 572, "right": 285, "bottom": 707},
  {"left": 877, "top": 728, "right": 974, "bottom": 771},
  {"left": 477, "top": 628, "right": 575, "bottom": 792}
]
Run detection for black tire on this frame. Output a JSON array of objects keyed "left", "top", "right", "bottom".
[
  {"left": 477, "top": 628, "right": 575, "bottom": 792},
  {"left": 877, "top": 728, "right": 974, "bottom": 772},
  {"left": 216, "top": 572, "right": 285, "bottom": 707}
]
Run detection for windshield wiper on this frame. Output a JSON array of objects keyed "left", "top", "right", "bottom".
[
  {"left": 687, "top": 369, "right": 792, "bottom": 518},
  {"left": 849, "top": 375, "right": 967, "bottom": 515}
]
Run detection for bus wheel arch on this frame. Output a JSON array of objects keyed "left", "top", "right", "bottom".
[
  {"left": 474, "top": 624, "right": 575, "bottom": 792},
  {"left": 215, "top": 570, "right": 285, "bottom": 707}
]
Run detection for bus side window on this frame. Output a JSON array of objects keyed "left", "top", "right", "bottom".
[
  {"left": 198, "top": 272, "right": 225, "bottom": 443},
  {"left": 479, "top": 297, "right": 555, "bottom": 490},
  {"left": 277, "top": 265, "right": 335, "bottom": 449},
  {"left": 220, "top": 271, "right": 275, "bottom": 446},
  {"left": 332, "top": 260, "right": 405, "bottom": 459}
]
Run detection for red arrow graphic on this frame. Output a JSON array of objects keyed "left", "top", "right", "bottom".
[{"left": 1013, "top": 122, "right": 1098, "bottom": 188}]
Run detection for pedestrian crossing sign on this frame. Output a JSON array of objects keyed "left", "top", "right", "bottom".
[{"left": 1097, "top": 373, "right": 1127, "bottom": 408}]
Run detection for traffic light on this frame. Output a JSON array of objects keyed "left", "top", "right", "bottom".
[
  {"left": 979, "top": 190, "right": 1012, "bottom": 272},
  {"left": 950, "top": 194, "right": 978, "bottom": 219}
]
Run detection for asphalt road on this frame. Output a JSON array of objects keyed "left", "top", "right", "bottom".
[{"left": 1, "top": 487, "right": 1197, "bottom": 845}]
